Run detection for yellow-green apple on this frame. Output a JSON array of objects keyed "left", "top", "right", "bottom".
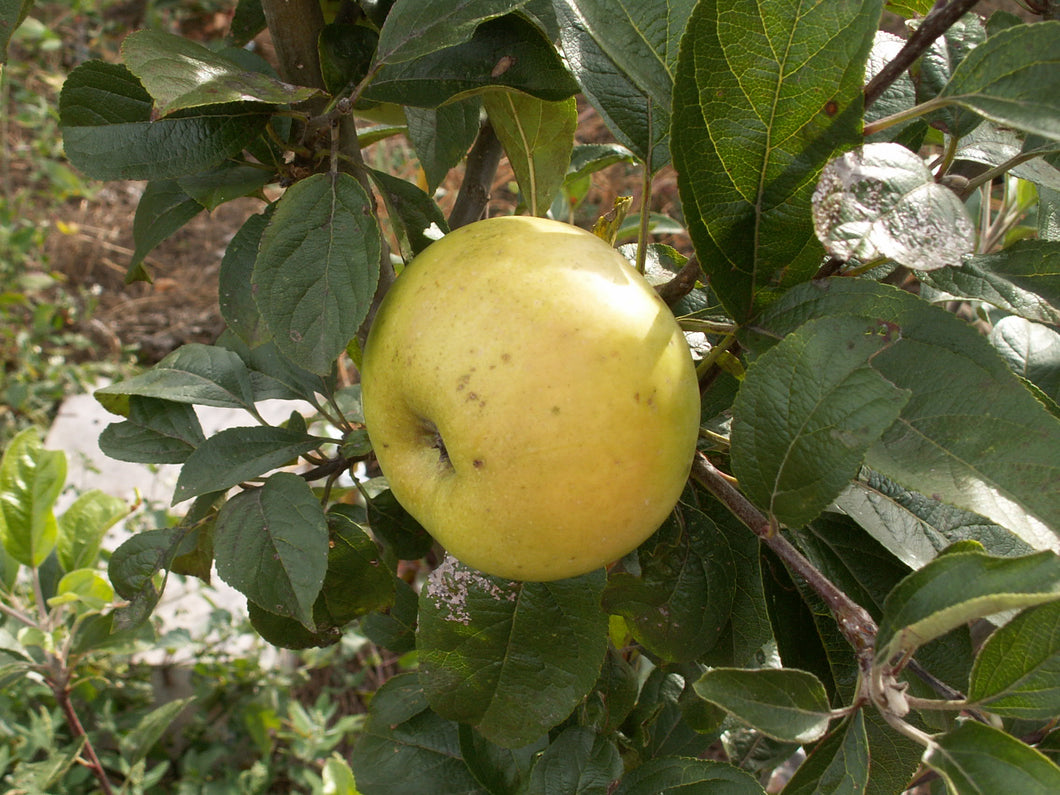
[{"left": 360, "top": 216, "right": 700, "bottom": 581}]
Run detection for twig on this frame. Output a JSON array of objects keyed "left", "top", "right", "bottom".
[
  {"left": 690, "top": 454, "right": 878, "bottom": 663},
  {"left": 50, "top": 670, "right": 116, "bottom": 795},
  {"left": 448, "top": 120, "right": 505, "bottom": 229},
  {"left": 864, "top": 0, "right": 984, "bottom": 109},
  {"left": 655, "top": 255, "right": 702, "bottom": 306}
]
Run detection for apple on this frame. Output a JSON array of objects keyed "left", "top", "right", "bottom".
[{"left": 360, "top": 216, "right": 701, "bottom": 581}]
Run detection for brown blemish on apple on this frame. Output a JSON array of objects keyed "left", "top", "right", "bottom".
[
  {"left": 456, "top": 373, "right": 471, "bottom": 391},
  {"left": 473, "top": 458, "right": 484, "bottom": 468}
]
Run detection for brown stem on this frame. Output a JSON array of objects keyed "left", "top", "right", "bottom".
[
  {"left": 51, "top": 668, "right": 116, "bottom": 795},
  {"left": 259, "top": 0, "right": 327, "bottom": 89},
  {"left": 448, "top": 120, "right": 504, "bottom": 229},
  {"left": 655, "top": 255, "right": 702, "bottom": 306},
  {"left": 864, "top": 0, "right": 983, "bottom": 109},
  {"left": 690, "top": 454, "right": 878, "bottom": 663}
]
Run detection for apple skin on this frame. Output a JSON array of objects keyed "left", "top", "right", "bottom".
[{"left": 360, "top": 216, "right": 701, "bottom": 581}]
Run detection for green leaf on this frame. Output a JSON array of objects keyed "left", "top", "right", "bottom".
[
  {"left": 177, "top": 161, "right": 274, "bottom": 211},
  {"left": 747, "top": 280, "right": 1060, "bottom": 551},
  {"left": 95, "top": 343, "right": 259, "bottom": 413},
  {"left": 321, "top": 508, "right": 395, "bottom": 622},
  {"left": 318, "top": 23, "right": 379, "bottom": 96},
  {"left": 213, "top": 473, "right": 329, "bottom": 629},
  {"left": 693, "top": 667, "right": 833, "bottom": 744},
  {"left": 366, "top": 14, "right": 578, "bottom": 108},
  {"left": 939, "top": 21, "right": 1060, "bottom": 140},
  {"left": 924, "top": 720, "right": 1060, "bottom": 793},
  {"left": 918, "top": 239, "right": 1060, "bottom": 326},
  {"left": 350, "top": 673, "right": 487, "bottom": 795},
  {"left": 119, "top": 697, "right": 195, "bottom": 766},
  {"left": 671, "top": 0, "right": 880, "bottom": 320},
  {"left": 49, "top": 568, "right": 115, "bottom": 610},
  {"left": 603, "top": 508, "right": 736, "bottom": 662},
  {"left": 916, "top": 13, "right": 987, "bottom": 139},
  {"left": 98, "top": 396, "right": 206, "bottom": 465},
  {"left": 127, "top": 180, "right": 203, "bottom": 282},
  {"left": 865, "top": 32, "right": 920, "bottom": 145},
  {"left": 362, "top": 576, "right": 419, "bottom": 654},
  {"left": 968, "top": 600, "right": 1060, "bottom": 719},
  {"left": 107, "top": 525, "right": 195, "bottom": 630},
  {"left": 731, "top": 315, "right": 910, "bottom": 528},
  {"left": 219, "top": 210, "right": 273, "bottom": 348},
  {"left": 614, "top": 756, "right": 766, "bottom": 795},
  {"left": 173, "top": 424, "right": 323, "bottom": 504},
  {"left": 954, "top": 124, "right": 1060, "bottom": 192},
  {"left": 861, "top": 709, "right": 922, "bottom": 795},
  {"left": 252, "top": 172, "right": 381, "bottom": 375},
  {"left": 367, "top": 167, "right": 449, "bottom": 256},
  {"left": 554, "top": 2, "right": 673, "bottom": 168},
  {"left": 525, "top": 726, "right": 623, "bottom": 795},
  {"left": 59, "top": 61, "right": 269, "bottom": 181},
  {"left": 876, "top": 549, "right": 1060, "bottom": 663},
  {"left": 832, "top": 470, "right": 1030, "bottom": 572},
  {"left": 812, "top": 143, "right": 975, "bottom": 271},
  {"left": 375, "top": 0, "right": 528, "bottom": 65},
  {"left": 404, "top": 100, "right": 481, "bottom": 193},
  {"left": 0, "top": 428, "right": 66, "bottom": 567},
  {"left": 121, "top": 29, "right": 320, "bottom": 114},
  {"left": 56, "top": 490, "right": 127, "bottom": 572},
  {"left": 459, "top": 724, "right": 545, "bottom": 795},
  {"left": 622, "top": 668, "right": 719, "bottom": 761},
  {"left": 990, "top": 316, "right": 1060, "bottom": 404},
  {"left": 247, "top": 600, "right": 342, "bottom": 649},
  {"left": 1, "top": 0, "right": 33, "bottom": 63},
  {"left": 781, "top": 709, "right": 869, "bottom": 795},
  {"left": 482, "top": 91, "right": 576, "bottom": 217},
  {"left": 554, "top": 0, "right": 693, "bottom": 109},
  {"left": 418, "top": 558, "right": 608, "bottom": 748}
]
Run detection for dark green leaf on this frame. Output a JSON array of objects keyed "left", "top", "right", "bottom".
[
  {"left": 939, "top": 21, "right": 1060, "bottom": 140},
  {"left": 603, "top": 508, "right": 736, "bottom": 662},
  {"left": 365, "top": 15, "right": 579, "bottom": 107},
  {"left": 219, "top": 210, "right": 272, "bottom": 348},
  {"left": 248, "top": 599, "right": 343, "bottom": 649},
  {"left": 252, "top": 172, "right": 381, "bottom": 375},
  {"left": 554, "top": 2, "right": 671, "bottom": 168},
  {"left": 59, "top": 61, "right": 269, "bottom": 181},
  {"left": 375, "top": 0, "right": 526, "bottom": 65},
  {"left": 418, "top": 558, "right": 607, "bottom": 748},
  {"left": 362, "top": 576, "right": 419, "bottom": 654},
  {"left": 746, "top": 280, "right": 1060, "bottom": 551},
  {"left": 108, "top": 526, "right": 196, "bottom": 630},
  {"left": 228, "top": 0, "right": 266, "bottom": 46},
  {"left": 526, "top": 726, "right": 622, "bottom": 795},
  {"left": 350, "top": 673, "right": 487, "bottom": 795},
  {"left": 121, "top": 29, "right": 320, "bottom": 114},
  {"left": 1, "top": 0, "right": 33, "bottom": 63},
  {"left": 732, "top": 315, "right": 910, "bottom": 528},
  {"left": 322, "top": 507, "right": 395, "bottom": 622},
  {"left": 459, "top": 724, "right": 545, "bottom": 795},
  {"left": 693, "top": 667, "right": 832, "bottom": 744},
  {"left": 483, "top": 91, "right": 576, "bottom": 216},
  {"left": 990, "top": 316, "right": 1060, "bottom": 404},
  {"left": 120, "top": 698, "right": 195, "bottom": 766},
  {"left": 366, "top": 487, "right": 434, "bottom": 560},
  {"left": 968, "top": 600, "right": 1060, "bottom": 719},
  {"left": 861, "top": 709, "right": 922, "bottom": 795},
  {"left": 214, "top": 473, "right": 329, "bottom": 629},
  {"left": 404, "top": 99, "right": 481, "bottom": 193},
  {"left": 177, "top": 162, "right": 273, "bottom": 211},
  {"left": 783, "top": 710, "right": 869, "bottom": 795},
  {"left": 623, "top": 668, "right": 718, "bottom": 761},
  {"left": 614, "top": 756, "right": 766, "bottom": 795},
  {"left": 0, "top": 428, "right": 65, "bottom": 567},
  {"left": 367, "top": 167, "right": 449, "bottom": 256},
  {"left": 95, "top": 343, "right": 259, "bottom": 412},
  {"left": 833, "top": 471, "right": 1032, "bottom": 571},
  {"left": 916, "top": 13, "right": 987, "bottom": 139},
  {"left": 812, "top": 143, "right": 975, "bottom": 271},
  {"left": 98, "top": 395, "right": 206, "bottom": 464},
  {"left": 318, "top": 23, "right": 379, "bottom": 95},
  {"left": 173, "top": 424, "right": 322, "bottom": 503},
  {"left": 924, "top": 720, "right": 1060, "bottom": 792},
  {"left": 671, "top": 0, "right": 880, "bottom": 320},
  {"left": 919, "top": 239, "right": 1060, "bottom": 326},
  {"left": 128, "top": 180, "right": 203, "bottom": 282},
  {"left": 876, "top": 550, "right": 1060, "bottom": 663}
]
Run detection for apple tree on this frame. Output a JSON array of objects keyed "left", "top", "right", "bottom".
[{"left": 10, "top": 0, "right": 1060, "bottom": 790}]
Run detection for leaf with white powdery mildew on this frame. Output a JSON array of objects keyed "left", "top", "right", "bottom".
[
  {"left": 731, "top": 315, "right": 910, "bottom": 529},
  {"left": 812, "top": 143, "right": 976, "bottom": 271},
  {"left": 417, "top": 557, "right": 607, "bottom": 749},
  {"left": 252, "top": 173, "right": 381, "bottom": 375}
]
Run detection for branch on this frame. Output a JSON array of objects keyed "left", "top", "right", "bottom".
[
  {"left": 655, "top": 255, "right": 702, "bottom": 306},
  {"left": 448, "top": 120, "right": 504, "bottom": 229},
  {"left": 690, "top": 454, "right": 878, "bottom": 663},
  {"left": 864, "top": 0, "right": 983, "bottom": 109},
  {"left": 259, "top": 0, "right": 327, "bottom": 89},
  {"left": 50, "top": 667, "right": 116, "bottom": 795}
]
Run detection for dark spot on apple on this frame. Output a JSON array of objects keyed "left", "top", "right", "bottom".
[
  {"left": 473, "top": 459, "right": 484, "bottom": 468},
  {"left": 456, "top": 373, "right": 471, "bottom": 391},
  {"left": 633, "top": 392, "right": 640, "bottom": 402},
  {"left": 501, "top": 353, "right": 512, "bottom": 363},
  {"left": 551, "top": 406, "right": 561, "bottom": 415}
]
